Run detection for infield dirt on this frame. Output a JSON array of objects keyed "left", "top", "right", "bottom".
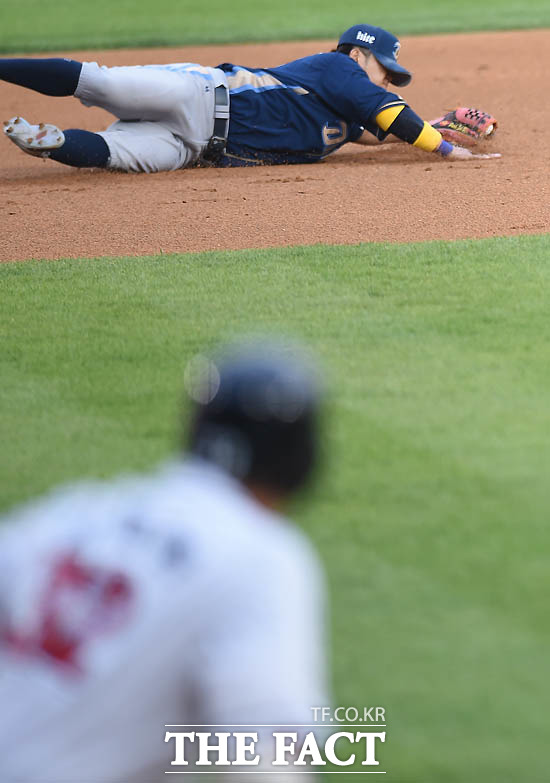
[{"left": 1, "top": 30, "right": 548, "bottom": 262}]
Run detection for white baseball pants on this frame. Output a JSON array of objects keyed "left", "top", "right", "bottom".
[{"left": 75, "top": 62, "right": 228, "bottom": 172}]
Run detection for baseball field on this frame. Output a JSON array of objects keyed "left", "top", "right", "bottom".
[{"left": 2, "top": 1, "right": 550, "bottom": 780}]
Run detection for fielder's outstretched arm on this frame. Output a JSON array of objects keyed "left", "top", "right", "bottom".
[{"left": 356, "top": 103, "right": 500, "bottom": 159}]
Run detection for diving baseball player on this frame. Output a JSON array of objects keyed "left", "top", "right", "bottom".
[
  {"left": 0, "top": 340, "right": 327, "bottom": 782},
  {"left": 0, "top": 24, "right": 500, "bottom": 172}
]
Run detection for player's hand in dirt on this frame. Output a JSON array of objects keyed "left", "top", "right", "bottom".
[{"left": 447, "top": 144, "right": 501, "bottom": 160}]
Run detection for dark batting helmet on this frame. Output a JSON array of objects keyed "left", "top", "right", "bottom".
[{"left": 185, "top": 339, "right": 321, "bottom": 494}]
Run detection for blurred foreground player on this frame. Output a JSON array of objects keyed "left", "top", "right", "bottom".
[{"left": 0, "top": 339, "right": 327, "bottom": 782}]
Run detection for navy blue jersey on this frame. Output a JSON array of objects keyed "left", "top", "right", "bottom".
[{"left": 216, "top": 52, "right": 405, "bottom": 166}]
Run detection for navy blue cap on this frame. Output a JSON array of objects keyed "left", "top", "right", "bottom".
[{"left": 338, "top": 24, "right": 412, "bottom": 87}]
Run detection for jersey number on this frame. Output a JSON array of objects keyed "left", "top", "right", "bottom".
[
  {"left": 1, "top": 553, "right": 133, "bottom": 672},
  {"left": 322, "top": 121, "right": 348, "bottom": 150}
]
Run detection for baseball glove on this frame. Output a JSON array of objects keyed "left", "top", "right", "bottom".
[{"left": 430, "top": 107, "right": 497, "bottom": 147}]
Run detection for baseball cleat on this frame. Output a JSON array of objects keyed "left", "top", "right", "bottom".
[{"left": 3, "top": 116, "right": 65, "bottom": 158}]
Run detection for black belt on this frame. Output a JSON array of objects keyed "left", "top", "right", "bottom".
[{"left": 202, "top": 84, "right": 230, "bottom": 162}]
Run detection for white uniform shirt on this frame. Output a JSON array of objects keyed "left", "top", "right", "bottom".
[{"left": 0, "top": 460, "right": 327, "bottom": 782}]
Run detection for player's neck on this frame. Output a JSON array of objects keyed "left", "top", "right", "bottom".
[{"left": 245, "top": 482, "right": 285, "bottom": 511}]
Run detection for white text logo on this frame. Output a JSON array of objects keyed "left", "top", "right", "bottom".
[{"left": 356, "top": 31, "right": 376, "bottom": 44}]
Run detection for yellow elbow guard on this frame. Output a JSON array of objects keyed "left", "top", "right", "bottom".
[
  {"left": 413, "top": 122, "right": 443, "bottom": 152},
  {"left": 375, "top": 104, "right": 405, "bottom": 132}
]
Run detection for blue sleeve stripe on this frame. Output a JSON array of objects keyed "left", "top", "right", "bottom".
[{"left": 230, "top": 83, "right": 292, "bottom": 95}]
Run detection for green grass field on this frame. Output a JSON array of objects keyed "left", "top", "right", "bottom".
[
  {"left": 1, "top": 0, "right": 550, "bottom": 53},
  {"left": 2, "top": 236, "right": 550, "bottom": 780}
]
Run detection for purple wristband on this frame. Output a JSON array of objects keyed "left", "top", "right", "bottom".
[{"left": 437, "top": 139, "right": 453, "bottom": 157}]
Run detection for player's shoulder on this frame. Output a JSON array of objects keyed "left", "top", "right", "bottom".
[
  {"left": 235, "top": 498, "right": 324, "bottom": 595},
  {"left": 177, "top": 459, "right": 309, "bottom": 544},
  {"left": 0, "top": 479, "right": 106, "bottom": 537},
  {"left": 275, "top": 51, "right": 353, "bottom": 72},
  {"left": 176, "top": 459, "right": 323, "bottom": 575},
  {"left": 309, "top": 51, "right": 364, "bottom": 72},
  {"left": 0, "top": 469, "right": 159, "bottom": 549},
  {"left": 0, "top": 460, "right": 323, "bottom": 585}
]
